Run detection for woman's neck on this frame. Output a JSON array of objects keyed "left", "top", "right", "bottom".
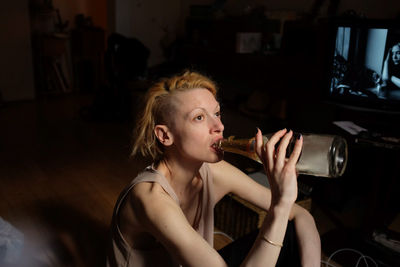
[{"left": 156, "top": 156, "right": 203, "bottom": 196}]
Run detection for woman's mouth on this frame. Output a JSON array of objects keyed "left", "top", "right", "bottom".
[{"left": 211, "top": 140, "right": 223, "bottom": 153}]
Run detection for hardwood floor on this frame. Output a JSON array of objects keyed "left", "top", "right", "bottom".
[{"left": 0, "top": 94, "right": 149, "bottom": 266}]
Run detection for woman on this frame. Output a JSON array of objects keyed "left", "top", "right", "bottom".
[
  {"left": 382, "top": 42, "right": 400, "bottom": 92},
  {"left": 107, "top": 71, "right": 321, "bottom": 266}
]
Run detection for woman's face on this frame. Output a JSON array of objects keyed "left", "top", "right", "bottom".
[
  {"left": 169, "top": 88, "right": 224, "bottom": 163},
  {"left": 392, "top": 45, "right": 400, "bottom": 65}
]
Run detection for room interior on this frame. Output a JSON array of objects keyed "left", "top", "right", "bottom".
[{"left": 1, "top": 1, "right": 400, "bottom": 266}]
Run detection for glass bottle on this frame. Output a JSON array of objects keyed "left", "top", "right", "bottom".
[{"left": 217, "top": 133, "right": 348, "bottom": 178}]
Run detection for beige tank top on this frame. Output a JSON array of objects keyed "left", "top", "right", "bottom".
[{"left": 106, "top": 163, "right": 215, "bottom": 267}]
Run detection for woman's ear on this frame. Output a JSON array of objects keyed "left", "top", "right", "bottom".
[{"left": 154, "top": 125, "right": 173, "bottom": 146}]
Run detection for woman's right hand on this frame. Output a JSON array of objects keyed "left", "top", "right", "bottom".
[{"left": 255, "top": 128, "right": 303, "bottom": 207}]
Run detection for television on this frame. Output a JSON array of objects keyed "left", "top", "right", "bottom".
[{"left": 324, "top": 18, "right": 400, "bottom": 114}]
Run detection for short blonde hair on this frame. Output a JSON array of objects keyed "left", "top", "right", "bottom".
[{"left": 131, "top": 70, "right": 218, "bottom": 161}]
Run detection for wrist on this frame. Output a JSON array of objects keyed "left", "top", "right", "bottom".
[
  {"left": 269, "top": 202, "right": 292, "bottom": 218},
  {"left": 271, "top": 196, "right": 295, "bottom": 210}
]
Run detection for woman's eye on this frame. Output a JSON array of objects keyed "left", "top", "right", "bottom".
[
  {"left": 215, "top": 111, "right": 221, "bottom": 117},
  {"left": 194, "top": 115, "right": 204, "bottom": 121}
]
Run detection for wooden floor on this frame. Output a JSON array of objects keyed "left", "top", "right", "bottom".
[
  {"left": 0, "top": 93, "right": 398, "bottom": 266},
  {"left": 0, "top": 93, "right": 151, "bottom": 266}
]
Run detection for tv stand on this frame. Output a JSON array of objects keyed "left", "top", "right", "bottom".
[
  {"left": 302, "top": 118, "right": 400, "bottom": 266},
  {"left": 355, "top": 129, "right": 400, "bottom": 150}
]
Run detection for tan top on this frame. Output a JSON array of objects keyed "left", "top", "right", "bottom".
[{"left": 106, "top": 163, "right": 215, "bottom": 267}]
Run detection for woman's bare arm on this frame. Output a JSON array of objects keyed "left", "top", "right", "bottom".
[
  {"left": 292, "top": 206, "right": 321, "bottom": 266},
  {"left": 211, "top": 160, "right": 321, "bottom": 266},
  {"left": 382, "top": 50, "right": 391, "bottom": 82},
  {"left": 211, "top": 129, "right": 320, "bottom": 266},
  {"left": 390, "top": 75, "right": 400, "bottom": 88},
  {"left": 131, "top": 182, "right": 227, "bottom": 267}
]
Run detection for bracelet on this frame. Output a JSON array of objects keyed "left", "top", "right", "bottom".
[{"left": 260, "top": 236, "right": 283, "bottom": 248}]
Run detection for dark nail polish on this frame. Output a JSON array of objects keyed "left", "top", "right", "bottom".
[{"left": 297, "top": 133, "right": 302, "bottom": 139}]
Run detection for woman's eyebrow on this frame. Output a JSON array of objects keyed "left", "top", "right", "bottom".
[
  {"left": 184, "top": 107, "right": 205, "bottom": 119},
  {"left": 184, "top": 104, "right": 220, "bottom": 119}
]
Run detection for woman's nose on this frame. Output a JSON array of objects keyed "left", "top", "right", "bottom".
[
  {"left": 216, "top": 120, "right": 224, "bottom": 132},
  {"left": 210, "top": 117, "right": 224, "bottom": 133}
]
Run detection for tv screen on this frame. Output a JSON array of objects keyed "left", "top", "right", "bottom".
[{"left": 326, "top": 19, "right": 400, "bottom": 113}]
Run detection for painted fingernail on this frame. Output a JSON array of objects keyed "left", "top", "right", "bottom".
[{"left": 297, "top": 133, "right": 302, "bottom": 139}]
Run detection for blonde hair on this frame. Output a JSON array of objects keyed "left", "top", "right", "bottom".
[{"left": 131, "top": 70, "right": 218, "bottom": 161}]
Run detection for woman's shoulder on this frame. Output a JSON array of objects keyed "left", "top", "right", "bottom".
[
  {"left": 131, "top": 181, "right": 177, "bottom": 212},
  {"left": 118, "top": 181, "right": 180, "bottom": 249},
  {"left": 208, "top": 160, "right": 240, "bottom": 177}
]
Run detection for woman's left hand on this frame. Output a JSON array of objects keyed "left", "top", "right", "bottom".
[{"left": 255, "top": 128, "right": 303, "bottom": 207}]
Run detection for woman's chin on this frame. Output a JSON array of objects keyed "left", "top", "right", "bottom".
[{"left": 209, "top": 152, "right": 224, "bottom": 163}]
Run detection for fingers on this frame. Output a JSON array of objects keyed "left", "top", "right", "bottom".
[
  {"left": 255, "top": 127, "right": 263, "bottom": 161},
  {"left": 287, "top": 134, "right": 303, "bottom": 166},
  {"left": 265, "top": 129, "right": 287, "bottom": 173},
  {"left": 267, "top": 128, "right": 288, "bottom": 145},
  {"left": 256, "top": 128, "right": 300, "bottom": 173},
  {"left": 274, "top": 130, "right": 294, "bottom": 170}
]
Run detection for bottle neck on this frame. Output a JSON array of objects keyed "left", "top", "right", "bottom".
[{"left": 218, "top": 136, "right": 254, "bottom": 152}]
